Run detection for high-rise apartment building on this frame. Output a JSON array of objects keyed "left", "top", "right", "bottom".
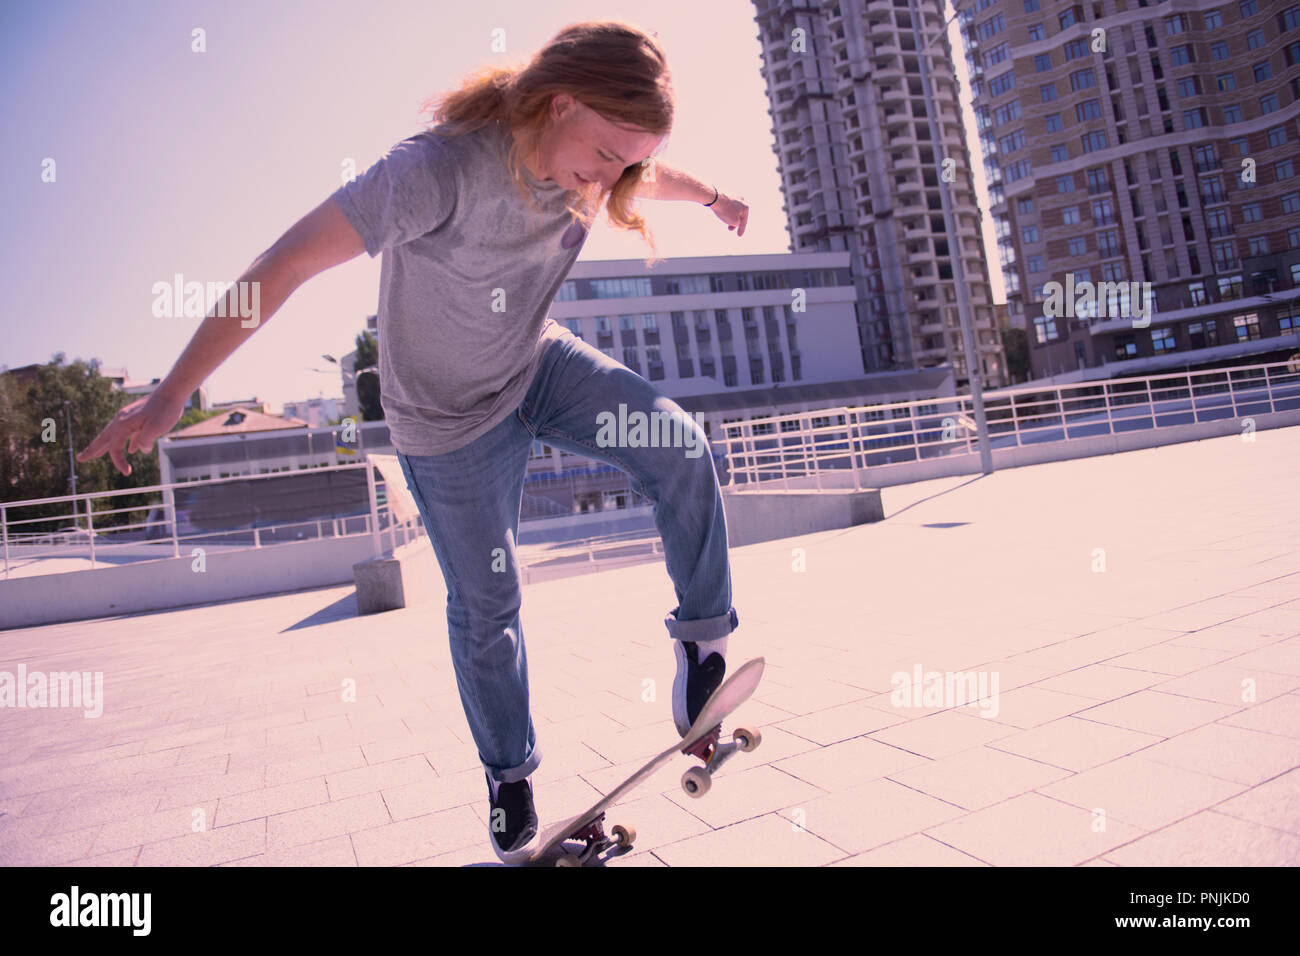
[
  {"left": 959, "top": 0, "right": 1300, "bottom": 378},
  {"left": 752, "top": 0, "right": 1008, "bottom": 389}
]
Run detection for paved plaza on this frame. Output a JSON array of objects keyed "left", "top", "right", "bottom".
[{"left": 1, "top": 426, "right": 1297, "bottom": 866}]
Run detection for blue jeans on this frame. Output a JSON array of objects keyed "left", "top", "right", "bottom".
[{"left": 396, "top": 329, "right": 739, "bottom": 784}]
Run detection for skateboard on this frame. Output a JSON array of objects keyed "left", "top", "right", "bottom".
[{"left": 525, "top": 656, "right": 766, "bottom": 866}]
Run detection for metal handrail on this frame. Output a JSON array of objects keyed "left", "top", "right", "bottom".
[
  {"left": 1, "top": 461, "right": 392, "bottom": 580},
  {"left": 719, "top": 358, "right": 1300, "bottom": 490}
]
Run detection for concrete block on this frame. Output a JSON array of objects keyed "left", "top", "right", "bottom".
[
  {"left": 353, "top": 556, "right": 405, "bottom": 614},
  {"left": 721, "top": 488, "right": 884, "bottom": 547}
]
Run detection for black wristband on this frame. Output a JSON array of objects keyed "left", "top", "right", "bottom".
[{"left": 704, "top": 185, "right": 719, "bottom": 207}]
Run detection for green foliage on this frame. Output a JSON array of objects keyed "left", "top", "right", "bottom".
[
  {"left": 355, "top": 329, "right": 383, "bottom": 421},
  {"left": 1001, "top": 326, "right": 1030, "bottom": 383},
  {"left": 0, "top": 355, "right": 160, "bottom": 530},
  {"left": 175, "top": 406, "right": 224, "bottom": 431}
]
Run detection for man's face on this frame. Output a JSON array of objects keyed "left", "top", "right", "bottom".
[{"left": 534, "top": 93, "right": 665, "bottom": 191}]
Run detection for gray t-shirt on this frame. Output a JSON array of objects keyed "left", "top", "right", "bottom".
[{"left": 332, "top": 120, "right": 589, "bottom": 456}]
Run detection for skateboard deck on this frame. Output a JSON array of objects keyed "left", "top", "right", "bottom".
[{"left": 525, "top": 656, "right": 766, "bottom": 866}]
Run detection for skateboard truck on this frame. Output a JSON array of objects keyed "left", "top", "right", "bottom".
[
  {"left": 552, "top": 812, "right": 636, "bottom": 867},
  {"left": 679, "top": 723, "right": 763, "bottom": 798}
]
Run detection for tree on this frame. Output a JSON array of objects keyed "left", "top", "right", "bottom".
[
  {"left": 1001, "top": 326, "right": 1030, "bottom": 383},
  {"left": 0, "top": 355, "right": 160, "bottom": 530},
  {"left": 355, "top": 329, "right": 383, "bottom": 421},
  {"left": 175, "top": 406, "right": 224, "bottom": 430}
]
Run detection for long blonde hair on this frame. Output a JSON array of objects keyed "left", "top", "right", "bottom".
[{"left": 419, "top": 20, "right": 674, "bottom": 265}]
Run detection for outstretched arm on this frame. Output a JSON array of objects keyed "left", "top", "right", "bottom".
[{"left": 633, "top": 159, "right": 749, "bottom": 236}]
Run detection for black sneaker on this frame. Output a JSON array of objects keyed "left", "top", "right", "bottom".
[
  {"left": 485, "top": 772, "right": 539, "bottom": 864},
  {"left": 672, "top": 641, "right": 727, "bottom": 736}
]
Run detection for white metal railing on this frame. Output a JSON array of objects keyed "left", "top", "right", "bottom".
[
  {"left": 0, "top": 461, "right": 420, "bottom": 581},
  {"left": 720, "top": 358, "right": 1300, "bottom": 491}
]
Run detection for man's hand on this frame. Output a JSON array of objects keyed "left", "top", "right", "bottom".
[
  {"left": 710, "top": 193, "right": 749, "bottom": 237},
  {"left": 76, "top": 390, "right": 188, "bottom": 476}
]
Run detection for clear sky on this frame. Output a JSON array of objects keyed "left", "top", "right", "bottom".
[{"left": 1, "top": 0, "right": 996, "bottom": 411}]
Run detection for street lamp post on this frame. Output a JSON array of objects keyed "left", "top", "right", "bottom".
[
  {"left": 910, "top": 0, "right": 993, "bottom": 474},
  {"left": 64, "top": 399, "right": 80, "bottom": 530}
]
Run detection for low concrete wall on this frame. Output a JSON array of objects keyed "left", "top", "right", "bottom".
[
  {"left": 722, "top": 488, "right": 884, "bottom": 547},
  {"left": 0, "top": 535, "right": 379, "bottom": 630}
]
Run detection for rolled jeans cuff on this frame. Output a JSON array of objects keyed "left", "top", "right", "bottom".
[
  {"left": 488, "top": 744, "right": 542, "bottom": 784},
  {"left": 664, "top": 606, "right": 739, "bottom": 643}
]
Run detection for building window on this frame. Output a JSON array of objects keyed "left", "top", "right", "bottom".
[
  {"left": 1217, "top": 73, "right": 1237, "bottom": 92},
  {"left": 1035, "top": 53, "right": 1052, "bottom": 71},
  {"left": 1205, "top": 10, "right": 1223, "bottom": 29},
  {"left": 1260, "top": 93, "right": 1280, "bottom": 113},
  {"left": 1233, "top": 313, "right": 1261, "bottom": 340},
  {"left": 995, "top": 100, "right": 1022, "bottom": 124},
  {"left": 1052, "top": 145, "right": 1069, "bottom": 161},
  {"left": 1057, "top": 174, "right": 1075, "bottom": 193},
  {"left": 1211, "top": 42, "right": 1230, "bottom": 60},
  {"left": 1018, "top": 196, "right": 1035, "bottom": 214},
  {"left": 1218, "top": 274, "right": 1244, "bottom": 298},
  {"left": 1040, "top": 83, "right": 1058, "bottom": 102},
  {"left": 977, "top": 13, "right": 1006, "bottom": 40},
  {"left": 1028, "top": 24, "right": 1045, "bottom": 41},
  {"left": 1169, "top": 45, "right": 1194, "bottom": 66},
  {"left": 1027, "top": 255, "right": 1044, "bottom": 272},
  {"left": 1151, "top": 327, "right": 1177, "bottom": 353},
  {"left": 1063, "top": 206, "right": 1080, "bottom": 225},
  {"left": 1224, "top": 105, "right": 1243, "bottom": 123},
  {"left": 1082, "top": 131, "right": 1109, "bottom": 152},
  {"left": 1045, "top": 113, "right": 1063, "bottom": 132},
  {"left": 990, "top": 71, "right": 1015, "bottom": 96},
  {"left": 1247, "top": 30, "right": 1265, "bottom": 49},
  {"left": 1254, "top": 61, "right": 1273, "bottom": 82},
  {"left": 1068, "top": 237, "right": 1088, "bottom": 255},
  {"left": 1076, "top": 99, "right": 1102, "bottom": 122},
  {"left": 1188, "top": 319, "right": 1218, "bottom": 347},
  {"left": 1268, "top": 126, "right": 1287, "bottom": 147},
  {"left": 1022, "top": 226, "right": 1040, "bottom": 243},
  {"left": 1069, "top": 69, "right": 1096, "bottom": 92}
]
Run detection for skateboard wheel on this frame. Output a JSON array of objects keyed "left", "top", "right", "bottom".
[
  {"left": 554, "top": 852, "right": 581, "bottom": 867},
  {"left": 681, "top": 766, "right": 712, "bottom": 798},
  {"left": 612, "top": 824, "right": 636, "bottom": 849},
  {"left": 734, "top": 726, "right": 762, "bottom": 753}
]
